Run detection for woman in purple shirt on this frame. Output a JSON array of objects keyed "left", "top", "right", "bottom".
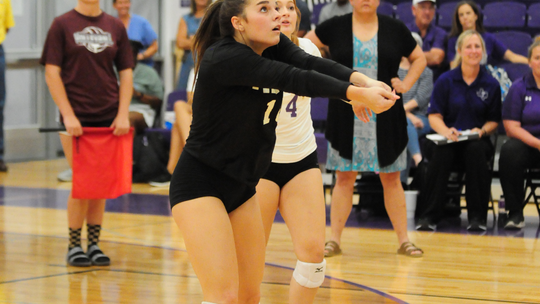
[
  {"left": 499, "top": 39, "right": 540, "bottom": 230},
  {"left": 416, "top": 30, "right": 501, "bottom": 232},
  {"left": 446, "top": 1, "right": 527, "bottom": 68}
]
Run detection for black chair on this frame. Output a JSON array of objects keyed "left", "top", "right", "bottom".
[{"left": 523, "top": 168, "right": 540, "bottom": 217}]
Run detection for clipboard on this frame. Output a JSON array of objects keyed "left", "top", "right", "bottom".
[{"left": 426, "top": 130, "right": 480, "bottom": 145}]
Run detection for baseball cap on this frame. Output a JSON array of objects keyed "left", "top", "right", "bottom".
[{"left": 413, "top": 0, "right": 436, "bottom": 5}]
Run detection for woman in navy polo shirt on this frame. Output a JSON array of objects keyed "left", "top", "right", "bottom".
[
  {"left": 499, "top": 39, "right": 540, "bottom": 230},
  {"left": 416, "top": 30, "right": 501, "bottom": 232}
]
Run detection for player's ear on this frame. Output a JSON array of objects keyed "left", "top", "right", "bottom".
[{"left": 232, "top": 16, "right": 245, "bottom": 31}]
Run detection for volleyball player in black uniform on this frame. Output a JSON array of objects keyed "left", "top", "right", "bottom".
[{"left": 168, "top": 0, "right": 398, "bottom": 303}]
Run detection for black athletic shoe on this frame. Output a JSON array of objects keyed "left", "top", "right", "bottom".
[
  {"left": 504, "top": 213, "right": 525, "bottom": 230},
  {"left": 416, "top": 218, "right": 436, "bottom": 231},
  {"left": 0, "top": 160, "right": 8, "bottom": 172},
  {"left": 467, "top": 218, "right": 487, "bottom": 232}
]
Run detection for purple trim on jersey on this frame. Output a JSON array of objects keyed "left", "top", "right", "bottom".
[{"left": 502, "top": 71, "right": 540, "bottom": 138}]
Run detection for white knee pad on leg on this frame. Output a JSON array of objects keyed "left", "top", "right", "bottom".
[
  {"left": 292, "top": 259, "right": 326, "bottom": 288},
  {"left": 201, "top": 302, "right": 217, "bottom": 304}
]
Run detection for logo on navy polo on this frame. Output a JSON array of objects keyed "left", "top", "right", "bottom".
[
  {"left": 476, "top": 88, "right": 488, "bottom": 101},
  {"left": 74, "top": 27, "right": 114, "bottom": 53},
  {"left": 525, "top": 96, "right": 532, "bottom": 102}
]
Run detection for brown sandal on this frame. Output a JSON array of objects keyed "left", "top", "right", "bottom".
[
  {"left": 324, "top": 241, "right": 342, "bottom": 257},
  {"left": 397, "top": 242, "right": 424, "bottom": 258}
]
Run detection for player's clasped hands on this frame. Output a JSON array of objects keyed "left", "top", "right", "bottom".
[{"left": 347, "top": 79, "right": 399, "bottom": 122}]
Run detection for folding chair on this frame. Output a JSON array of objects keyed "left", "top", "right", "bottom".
[{"left": 523, "top": 168, "right": 540, "bottom": 217}]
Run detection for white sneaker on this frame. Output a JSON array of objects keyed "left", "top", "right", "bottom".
[
  {"left": 149, "top": 173, "right": 172, "bottom": 187},
  {"left": 57, "top": 169, "right": 73, "bottom": 182}
]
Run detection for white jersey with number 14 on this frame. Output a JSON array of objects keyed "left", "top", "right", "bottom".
[{"left": 272, "top": 38, "right": 321, "bottom": 163}]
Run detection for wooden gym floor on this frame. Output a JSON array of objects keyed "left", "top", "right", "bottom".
[{"left": 0, "top": 159, "right": 539, "bottom": 303}]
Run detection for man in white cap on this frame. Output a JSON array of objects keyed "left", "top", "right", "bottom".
[{"left": 406, "top": 0, "right": 447, "bottom": 80}]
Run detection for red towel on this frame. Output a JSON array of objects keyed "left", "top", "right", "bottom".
[{"left": 72, "top": 127, "right": 133, "bottom": 199}]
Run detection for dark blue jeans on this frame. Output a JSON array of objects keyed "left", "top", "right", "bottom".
[{"left": 0, "top": 45, "right": 6, "bottom": 160}]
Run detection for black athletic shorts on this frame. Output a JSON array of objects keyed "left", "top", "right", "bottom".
[
  {"left": 64, "top": 119, "right": 115, "bottom": 128},
  {"left": 261, "top": 151, "right": 319, "bottom": 189},
  {"left": 169, "top": 151, "right": 256, "bottom": 213}
]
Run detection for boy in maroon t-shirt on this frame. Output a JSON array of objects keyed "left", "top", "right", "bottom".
[{"left": 40, "top": 1, "right": 133, "bottom": 267}]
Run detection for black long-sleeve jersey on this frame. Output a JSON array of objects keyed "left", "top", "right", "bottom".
[{"left": 184, "top": 33, "right": 353, "bottom": 187}]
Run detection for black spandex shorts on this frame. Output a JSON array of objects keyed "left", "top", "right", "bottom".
[
  {"left": 64, "top": 119, "right": 115, "bottom": 128},
  {"left": 169, "top": 151, "right": 256, "bottom": 213},
  {"left": 261, "top": 151, "right": 319, "bottom": 189}
]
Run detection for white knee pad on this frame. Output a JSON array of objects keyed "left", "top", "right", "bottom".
[{"left": 292, "top": 259, "right": 326, "bottom": 288}]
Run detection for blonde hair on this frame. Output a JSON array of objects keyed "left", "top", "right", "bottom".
[
  {"left": 528, "top": 37, "right": 540, "bottom": 61},
  {"left": 284, "top": 0, "right": 301, "bottom": 46},
  {"left": 450, "top": 30, "right": 487, "bottom": 69}
]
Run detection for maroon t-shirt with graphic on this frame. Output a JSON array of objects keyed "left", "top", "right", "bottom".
[{"left": 40, "top": 10, "right": 133, "bottom": 122}]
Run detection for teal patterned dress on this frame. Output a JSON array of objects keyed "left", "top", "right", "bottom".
[{"left": 326, "top": 35, "right": 406, "bottom": 173}]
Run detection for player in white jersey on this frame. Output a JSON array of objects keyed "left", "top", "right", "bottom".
[{"left": 257, "top": 1, "right": 326, "bottom": 302}]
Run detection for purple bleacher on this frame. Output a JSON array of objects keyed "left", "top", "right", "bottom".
[
  {"left": 315, "top": 133, "right": 328, "bottom": 165},
  {"left": 499, "top": 62, "right": 531, "bottom": 82},
  {"left": 528, "top": 3, "right": 540, "bottom": 29},
  {"left": 395, "top": 2, "right": 414, "bottom": 24},
  {"left": 310, "top": 97, "right": 329, "bottom": 131},
  {"left": 308, "top": 95, "right": 329, "bottom": 165},
  {"left": 483, "top": 2, "right": 526, "bottom": 29},
  {"left": 378, "top": 2, "right": 394, "bottom": 17},
  {"left": 166, "top": 90, "right": 187, "bottom": 111},
  {"left": 493, "top": 30, "right": 532, "bottom": 57},
  {"left": 437, "top": 1, "right": 458, "bottom": 29}
]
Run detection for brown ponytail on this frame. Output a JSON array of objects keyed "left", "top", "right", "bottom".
[{"left": 193, "top": 0, "right": 248, "bottom": 73}]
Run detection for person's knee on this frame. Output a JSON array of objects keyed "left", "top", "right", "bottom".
[
  {"left": 335, "top": 171, "right": 357, "bottom": 187},
  {"left": 206, "top": 289, "right": 239, "bottom": 304},
  {"left": 379, "top": 172, "right": 401, "bottom": 187},
  {"left": 292, "top": 259, "right": 326, "bottom": 288},
  {"left": 296, "top": 241, "right": 325, "bottom": 263},
  {"left": 500, "top": 138, "right": 527, "bottom": 163}
]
